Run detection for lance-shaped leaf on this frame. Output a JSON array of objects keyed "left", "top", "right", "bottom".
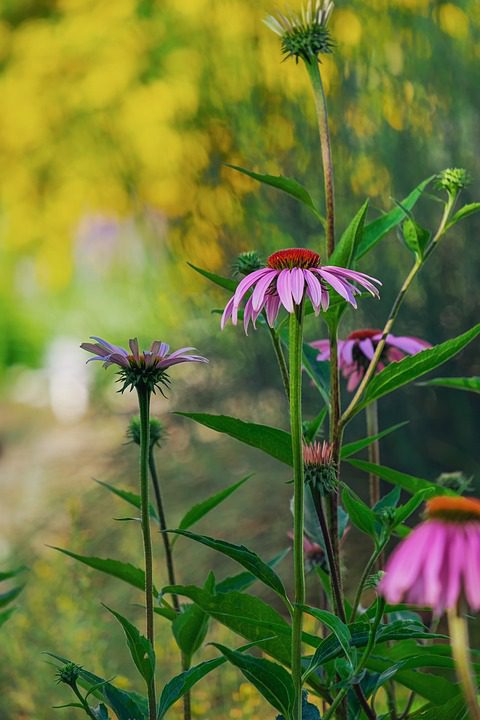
[
  {"left": 341, "top": 421, "right": 409, "bottom": 459},
  {"left": 188, "top": 263, "right": 237, "bottom": 293},
  {"left": 419, "top": 376, "right": 480, "bottom": 394},
  {"left": 341, "top": 486, "right": 376, "bottom": 538},
  {"left": 355, "top": 176, "right": 433, "bottom": 260},
  {"left": 225, "top": 164, "right": 324, "bottom": 223},
  {"left": 158, "top": 657, "right": 225, "bottom": 719},
  {"left": 216, "top": 549, "right": 290, "bottom": 594},
  {"left": 0, "top": 567, "right": 26, "bottom": 582},
  {"left": 347, "top": 459, "right": 455, "bottom": 496},
  {"left": 176, "top": 412, "right": 292, "bottom": 466},
  {"left": 302, "top": 606, "right": 354, "bottom": 670},
  {"left": 211, "top": 642, "right": 295, "bottom": 717},
  {"left": 329, "top": 200, "right": 369, "bottom": 269},
  {"left": 177, "top": 476, "right": 251, "bottom": 534},
  {"left": 105, "top": 606, "right": 155, "bottom": 684},
  {"left": 402, "top": 217, "right": 430, "bottom": 259},
  {"left": 409, "top": 695, "right": 467, "bottom": 720},
  {"left": 446, "top": 202, "right": 480, "bottom": 230},
  {"left": 167, "top": 530, "right": 287, "bottom": 600},
  {"left": 96, "top": 481, "right": 158, "bottom": 520},
  {"left": 50, "top": 547, "right": 156, "bottom": 595},
  {"left": 171, "top": 573, "right": 214, "bottom": 662},
  {"left": 355, "top": 324, "right": 480, "bottom": 414},
  {"left": 0, "top": 608, "right": 15, "bottom": 628},
  {"left": 0, "top": 585, "right": 24, "bottom": 609}
]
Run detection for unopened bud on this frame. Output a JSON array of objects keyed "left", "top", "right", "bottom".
[{"left": 303, "top": 441, "right": 337, "bottom": 495}]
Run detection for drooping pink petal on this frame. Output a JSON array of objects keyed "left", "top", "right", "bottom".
[
  {"left": 317, "top": 269, "right": 358, "bottom": 308},
  {"left": 386, "top": 335, "right": 431, "bottom": 355},
  {"left": 251, "top": 272, "right": 276, "bottom": 311},
  {"left": 221, "top": 296, "right": 235, "bottom": 330},
  {"left": 346, "top": 367, "right": 363, "bottom": 390},
  {"left": 276, "top": 269, "right": 295, "bottom": 313},
  {"left": 341, "top": 339, "right": 355, "bottom": 366},
  {"left": 380, "top": 523, "right": 437, "bottom": 604},
  {"left": 304, "top": 270, "right": 322, "bottom": 313},
  {"left": 464, "top": 526, "right": 480, "bottom": 610},
  {"left": 265, "top": 294, "right": 281, "bottom": 327},
  {"left": 359, "top": 338, "right": 375, "bottom": 360},
  {"left": 290, "top": 267, "right": 305, "bottom": 304},
  {"left": 233, "top": 268, "right": 272, "bottom": 308}
]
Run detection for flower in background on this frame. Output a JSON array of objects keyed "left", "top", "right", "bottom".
[
  {"left": 380, "top": 496, "right": 480, "bottom": 615},
  {"left": 80, "top": 337, "right": 207, "bottom": 394},
  {"left": 288, "top": 532, "right": 325, "bottom": 572},
  {"left": 264, "top": 0, "right": 335, "bottom": 64},
  {"left": 312, "top": 328, "right": 430, "bottom": 391},
  {"left": 221, "top": 248, "right": 381, "bottom": 334}
]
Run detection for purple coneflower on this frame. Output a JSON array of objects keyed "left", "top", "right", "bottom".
[
  {"left": 221, "top": 248, "right": 381, "bottom": 333},
  {"left": 80, "top": 337, "right": 208, "bottom": 393},
  {"left": 287, "top": 532, "right": 325, "bottom": 571},
  {"left": 312, "top": 328, "right": 430, "bottom": 391},
  {"left": 380, "top": 496, "right": 480, "bottom": 615}
]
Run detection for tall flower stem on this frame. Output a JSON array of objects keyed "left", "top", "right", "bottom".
[
  {"left": 137, "top": 386, "right": 157, "bottom": 720},
  {"left": 327, "top": 323, "right": 343, "bottom": 602},
  {"left": 366, "top": 401, "right": 380, "bottom": 508},
  {"left": 149, "top": 449, "right": 192, "bottom": 720},
  {"left": 289, "top": 302, "right": 306, "bottom": 720},
  {"left": 340, "top": 195, "right": 455, "bottom": 430},
  {"left": 447, "top": 609, "right": 480, "bottom": 720},
  {"left": 310, "top": 487, "right": 345, "bottom": 622},
  {"left": 305, "top": 60, "right": 335, "bottom": 256},
  {"left": 266, "top": 321, "right": 290, "bottom": 400}
]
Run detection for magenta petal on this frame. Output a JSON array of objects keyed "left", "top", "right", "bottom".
[
  {"left": 304, "top": 270, "right": 322, "bottom": 312},
  {"left": 265, "top": 294, "right": 281, "bottom": 327},
  {"left": 341, "top": 339, "right": 355, "bottom": 366},
  {"left": 346, "top": 368, "right": 363, "bottom": 391},
  {"left": 221, "top": 296, "right": 235, "bottom": 329},
  {"left": 251, "top": 272, "right": 275, "bottom": 312},
  {"left": 464, "top": 526, "right": 480, "bottom": 611},
  {"left": 318, "top": 270, "right": 357, "bottom": 308},
  {"left": 386, "top": 335, "right": 431, "bottom": 355},
  {"left": 276, "top": 269, "right": 294, "bottom": 313},
  {"left": 233, "top": 268, "right": 272, "bottom": 307},
  {"left": 291, "top": 267, "right": 305, "bottom": 304},
  {"left": 359, "top": 338, "right": 375, "bottom": 360},
  {"left": 311, "top": 338, "right": 330, "bottom": 361}
]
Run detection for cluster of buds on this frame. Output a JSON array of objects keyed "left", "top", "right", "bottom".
[
  {"left": 303, "top": 440, "right": 337, "bottom": 495},
  {"left": 436, "top": 471, "right": 474, "bottom": 495},
  {"left": 436, "top": 167, "right": 470, "bottom": 196},
  {"left": 56, "top": 662, "right": 81, "bottom": 687}
]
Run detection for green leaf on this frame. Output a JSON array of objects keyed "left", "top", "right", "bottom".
[
  {"left": 0, "top": 585, "right": 23, "bottom": 609},
  {"left": 356, "top": 324, "right": 480, "bottom": 413},
  {"left": 45, "top": 654, "right": 146, "bottom": 720},
  {"left": 171, "top": 573, "right": 214, "bottom": 662},
  {"left": 411, "top": 696, "right": 467, "bottom": 720},
  {"left": 157, "top": 657, "right": 225, "bottom": 719},
  {"left": 211, "top": 642, "right": 294, "bottom": 717},
  {"left": 303, "top": 407, "right": 328, "bottom": 444},
  {"left": 168, "top": 530, "right": 287, "bottom": 599},
  {"left": 105, "top": 606, "right": 155, "bottom": 684},
  {"left": 302, "top": 606, "right": 353, "bottom": 670},
  {"left": 347, "top": 459, "right": 454, "bottom": 496},
  {"left": 96, "top": 481, "right": 158, "bottom": 520},
  {"left": 216, "top": 549, "right": 290, "bottom": 594},
  {"left": 177, "top": 476, "right": 251, "bottom": 533},
  {"left": 0, "top": 566, "right": 26, "bottom": 582},
  {"left": 341, "top": 486, "right": 376, "bottom": 538},
  {"left": 187, "top": 263, "right": 237, "bottom": 293},
  {"left": 341, "top": 421, "right": 409, "bottom": 459},
  {"left": 176, "top": 412, "right": 292, "bottom": 466},
  {"left": 50, "top": 547, "right": 156, "bottom": 595},
  {"left": 0, "top": 607, "right": 15, "bottom": 628},
  {"left": 446, "top": 202, "right": 480, "bottom": 230},
  {"left": 402, "top": 217, "right": 430, "bottom": 258},
  {"left": 393, "top": 487, "right": 444, "bottom": 526},
  {"left": 419, "top": 376, "right": 480, "bottom": 394},
  {"left": 355, "top": 177, "right": 433, "bottom": 260},
  {"left": 276, "top": 693, "right": 321, "bottom": 720},
  {"left": 225, "top": 164, "right": 324, "bottom": 223},
  {"left": 365, "top": 657, "right": 458, "bottom": 704},
  {"left": 330, "top": 200, "right": 369, "bottom": 268},
  {"left": 158, "top": 585, "right": 294, "bottom": 666}
]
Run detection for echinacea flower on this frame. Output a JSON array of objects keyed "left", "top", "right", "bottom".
[
  {"left": 81, "top": 337, "right": 207, "bottom": 394},
  {"left": 221, "top": 248, "right": 381, "bottom": 334},
  {"left": 303, "top": 440, "right": 337, "bottom": 494},
  {"left": 380, "top": 496, "right": 480, "bottom": 615},
  {"left": 264, "top": 0, "right": 335, "bottom": 64},
  {"left": 312, "top": 328, "right": 430, "bottom": 391}
]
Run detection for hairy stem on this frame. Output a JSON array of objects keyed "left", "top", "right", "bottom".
[
  {"left": 266, "top": 321, "right": 290, "bottom": 400},
  {"left": 310, "top": 486, "right": 345, "bottom": 622},
  {"left": 289, "top": 303, "right": 306, "bottom": 720},
  {"left": 327, "top": 324, "right": 343, "bottom": 605},
  {"left": 350, "top": 541, "right": 387, "bottom": 623},
  {"left": 305, "top": 60, "right": 335, "bottom": 256},
  {"left": 72, "top": 685, "right": 97, "bottom": 720},
  {"left": 447, "top": 608, "right": 480, "bottom": 720},
  {"left": 149, "top": 449, "right": 192, "bottom": 720},
  {"left": 340, "top": 196, "right": 455, "bottom": 429},
  {"left": 137, "top": 387, "right": 157, "bottom": 720},
  {"left": 366, "top": 401, "right": 380, "bottom": 507}
]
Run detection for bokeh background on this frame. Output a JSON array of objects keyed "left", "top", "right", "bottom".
[{"left": 0, "top": 0, "right": 479, "bottom": 717}]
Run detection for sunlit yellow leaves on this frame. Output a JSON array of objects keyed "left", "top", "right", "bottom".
[
  {"left": 438, "top": 3, "right": 469, "bottom": 39},
  {"left": 350, "top": 155, "right": 390, "bottom": 199},
  {"left": 332, "top": 9, "right": 362, "bottom": 47}
]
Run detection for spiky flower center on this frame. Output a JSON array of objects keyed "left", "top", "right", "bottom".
[
  {"left": 347, "top": 328, "right": 382, "bottom": 341},
  {"left": 427, "top": 496, "right": 480, "bottom": 523},
  {"left": 268, "top": 248, "right": 321, "bottom": 270}
]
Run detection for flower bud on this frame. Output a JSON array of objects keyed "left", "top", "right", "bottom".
[
  {"left": 303, "top": 441, "right": 337, "bottom": 495},
  {"left": 232, "top": 251, "right": 263, "bottom": 278},
  {"left": 56, "top": 662, "right": 81, "bottom": 687},
  {"left": 264, "top": 1, "right": 335, "bottom": 64},
  {"left": 436, "top": 168, "right": 470, "bottom": 196},
  {"left": 128, "top": 417, "right": 165, "bottom": 450},
  {"left": 436, "top": 471, "right": 474, "bottom": 495}
]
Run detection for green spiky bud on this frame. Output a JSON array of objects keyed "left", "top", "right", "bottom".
[
  {"left": 56, "top": 662, "right": 81, "bottom": 687},
  {"left": 436, "top": 471, "right": 474, "bottom": 495},
  {"left": 232, "top": 251, "right": 263, "bottom": 278},
  {"left": 303, "top": 441, "right": 337, "bottom": 495},
  {"left": 436, "top": 168, "right": 470, "bottom": 195},
  {"left": 128, "top": 417, "right": 165, "bottom": 449},
  {"left": 264, "top": 0, "right": 335, "bottom": 64}
]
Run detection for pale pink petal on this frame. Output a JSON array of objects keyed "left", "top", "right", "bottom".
[
  {"left": 129, "top": 338, "right": 140, "bottom": 362},
  {"left": 290, "top": 267, "right": 305, "bottom": 305},
  {"left": 464, "top": 526, "right": 480, "bottom": 610},
  {"left": 304, "top": 270, "right": 322, "bottom": 312},
  {"left": 341, "top": 339, "right": 355, "bottom": 366},
  {"left": 233, "top": 268, "right": 272, "bottom": 307},
  {"left": 317, "top": 270, "right": 357, "bottom": 308},
  {"left": 386, "top": 335, "right": 431, "bottom": 355},
  {"left": 251, "top": 272, "right": 275, "bottom": 312},
  {"left": 359, "top": 338, "right": 375, "bottom": 360},
  {"left": 265, "top": 294, "right": 281, "bottom": 327},
  {"left": 276, "top": 269, "right": 294, "bottom": 313},
  {"left": 221, "top": 296, "right": 235, "bottom": 330},
  {"left": 346, "top": 368, "right": 363, "bottom": 391}
]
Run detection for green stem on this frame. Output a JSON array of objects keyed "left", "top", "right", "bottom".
[
  {"left": 340, "top": 195, "right": 455, "bottom": 429},
  {"left": 266, "top": 321, "right": 290, "bottom": 400},
  {"left": 350, "top": 541, "right": 388, "bottom": 623},
  {"left": 149, "top": 449, "right": 192, "bottom": 720},
  {"left": 327, "top": 323, "right": 343, "bottom": 606},
  {"left": 366, "top": 401, "right": 380, "bottom": 508},
  {"left": 310, "top": 486, "right": 345, "bottom": 622},
  {"left": 289, "top": 303, "right": 306, "bottom": 720},
  {"left": 137, "top": 387, "right": 157, "bottom": 720},
  {"left": 447, "top": 608, "right": 480, "bottom": 720},
  {"left": 72, "top": 685, "right": 98, "bottom": 720},
  {"left": 305, "top": 60, "right": 335, "bottom": 256}
]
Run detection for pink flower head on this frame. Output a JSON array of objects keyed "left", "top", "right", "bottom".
[
  {"left": 380, "top": 496, "right": 480, "bottom": 615},
  {"left": 288, "top": 531, "right": 325, "bottom": 571},
  {"left": 312, "top": 328, "right": 431, "bottom": 391},
  {"left": 221, "top": 248, "right": 381, "bottom": 334},
  {"left": 81, "top": 336, "right": 208, "bottom": 394}
]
